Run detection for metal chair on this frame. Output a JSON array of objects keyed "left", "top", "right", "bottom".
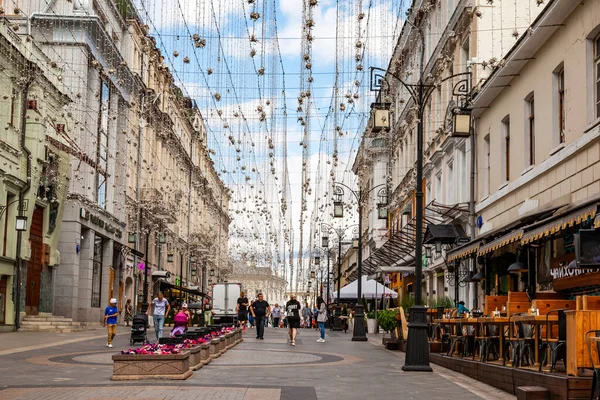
[
  {"left": 539, "top": 309, "right": 566, "bottom": 372},
  {"left": 474, "top": 322, "right": 499, "bottom": 362},
  {"left": 503, "top": 312, "right": 532, "bottom": 367},
  {"left": 585, "top": 330, "right": 600, "bottom": 400}
]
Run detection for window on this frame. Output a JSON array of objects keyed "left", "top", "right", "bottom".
[
  {"left": 483, "top": 134, "right": 490, "bottom": 196},
  {"left": 2, "top": 193, "right": 15, "bottom": 257},
  {"left": 462, "top": 36, "right": 470, "bottom": 72},
  {"left": 502, "top": 116, "right": 510, "bottom": 182},
  {"left": 595, "top": 35, "right": 600, "bottom": 117},
  {"left": 97, "top": 81, "right": 109, "bottom": 209},
  {"left": 435, "top": 170, "right": 442, "bottom": 202},
  {"left": 91, "top": 235, "right": 103, "bottom": 308},
  {"left": 558, "top": 69, "right": 565, "bottom": 143},
  {"left": 527, "top": 95, "right": 535, "bottom": 166},
  {"left": 446, "top": 161, "right": 454, "bottom": 204}
]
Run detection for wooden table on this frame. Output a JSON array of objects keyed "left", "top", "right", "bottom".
[
  {"left": 511, "top": 315, "right": 559, "bottom": 366},
  {"left": 433, "top": 318, "right": 480, "bottom": 355}
]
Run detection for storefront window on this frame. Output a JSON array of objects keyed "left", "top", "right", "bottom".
[{"left": 91, "top": 236, "right": 103, "bottom": 308}]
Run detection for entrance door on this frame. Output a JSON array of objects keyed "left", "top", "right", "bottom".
[
  {"left": 25, "top": 206, "right": 44, "bottom": 315},
  {"left": 0, "top": 276, "right": 7, "bottom": 324}
]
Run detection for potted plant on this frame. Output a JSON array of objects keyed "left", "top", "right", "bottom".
[
  {"left": 366, "top": 310, "right": 377, "bottom": 334},
  {"left": 377, "top": 310, "right": 398, "bottom": 337}
]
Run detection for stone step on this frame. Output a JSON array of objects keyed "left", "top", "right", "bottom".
[{"left": 22, "top": 317, "right": 72, "bottom": 323}]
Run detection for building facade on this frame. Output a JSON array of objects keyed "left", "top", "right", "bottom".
[
  {"left": 451, "top": 0, "right": 600, "bottom": 306},
  {"left": 354, "top": 0, "right": 546, "bottom": 309},
  {"left": 225, "top": 262, "right": 287, "bottom": 306},
  {"left": 0, "top": 19, "right": 71, "bottom": 330},
  {"left": 6, "top": 0, "right": 230, "bottom": 324}
]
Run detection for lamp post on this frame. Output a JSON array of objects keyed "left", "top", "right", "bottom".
[
  {"left": 331, "top": 182, "right": 387, "bottom": 342},
  {"left": 368, "top": 15, "right": 473, "bottom": 368},
  {"left": 142, "top": 229, "right": 151, "bottom": 313},
  {"left": 321, "top": 222, "right": 356, "bottom": 331},
  {"left": 314, "top": 245, "right": 332, "bottom": 318}
]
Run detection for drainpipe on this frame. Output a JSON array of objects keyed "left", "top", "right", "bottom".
[
  {"left": 134, "top": 47, "right": 146, "bottom": 311},
  {"left": 469, "top": 119, "right": 477, "bottom": 310},
  {"left": 15, "top": 71, "right": 35, "bottom": 331}
]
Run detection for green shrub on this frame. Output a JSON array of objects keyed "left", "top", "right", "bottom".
[
  {"left": 377, "top": 309, "right": 398, "bottom": 332},
  {"left": 400, "top": 295, "right": 415, "bottom": 315},
  {"left": 366, "top": 310, "right": 377, "bottom": 319}
]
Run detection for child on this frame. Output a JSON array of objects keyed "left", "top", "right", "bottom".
[{"left": 170, "top": 309, "right": 189, "bottom": 337}]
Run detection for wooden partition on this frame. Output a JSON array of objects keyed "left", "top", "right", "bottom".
[
  {"left": 583, "top": 295, "right": 600, "bottom": 310},
  {"left": 507, "top": 302, "right": 531, "bottom": 315},
  {"left": 566, "top": 310, "right": 600, "bottom": 376},
  {"left": 508, "top": 292, "right": 529, "bottom": 302},
  {"left": 484, "top": 296, "right": 508, "bottom": 315},
  {"left": 532, "top": 299, "right": 576, "bottom": 315}
]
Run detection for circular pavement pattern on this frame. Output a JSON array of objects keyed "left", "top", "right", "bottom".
[
  {"left": 72, "top": 353, "right": 113, "bottom": 365},
  {"left": 210, "top": 349, "right": 322, "bottom": 366}
]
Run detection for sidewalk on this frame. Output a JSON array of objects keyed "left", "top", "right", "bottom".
[{"left": 0, "top": 325, "right": 131, "bottom": 356}]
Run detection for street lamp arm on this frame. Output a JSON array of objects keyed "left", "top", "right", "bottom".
[
  {"left": 370, "top": 67, "right": 418, "bottom": 102},
  {"left": 332, "top": 181, "right": 360, "bottom": 202}
]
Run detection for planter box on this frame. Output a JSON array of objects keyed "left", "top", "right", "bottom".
[
  {"left": 112, "top": 351, "right": 192, "bottom": 380},
  {"left": 217, "top": 336, "right": 226, "bottom": 354},
  {"left": 385, "top": 339, "right": 400, "bottom": 350},
  {"left": 367, "top": 319, "right": 377, "bottom": 334},
  {"left": 429, "top": 342, "right": 442, "bottom": 353},
  {"left": 210, "top": 338, "right": 221, "bottom": 359},
  {"left": 200, "top": 343, "right": 211, "bottom": 365},
  {"left": 225, "top": 333, "right": 233, "bottom": 349},
  {"left": 189, "top": 345, "right": 202, "bottom": 371}
]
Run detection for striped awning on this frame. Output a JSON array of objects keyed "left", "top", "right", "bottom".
[
  {"left": 446, "top": 241, "right": 481, "bottom": 263},
  {"left": 521, "top": 204, "right": 598, "bottom": 245},
  {"left": 478, "top": 229, "right": 524, "bottom": 256}
]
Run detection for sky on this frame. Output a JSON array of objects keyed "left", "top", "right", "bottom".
[{"left": 132, "top": 0, "right": 407, "bottom": 290}]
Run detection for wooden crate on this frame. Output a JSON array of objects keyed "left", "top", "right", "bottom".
[
  {"left": 583, "top": 296, "right": 600, "bottom": 311},
  {"left": 485, "top": 295, "right": 508, "bottom": 315},
  {"left": 532, "top": 299, "right": 576, "bottom": 316},
  {"left": 509, "top": 292, "right": 530, "bottom": 302},
  {"left": 566, "top": 310, "right": 600, "bottom": 376},
  {"left": 507, "top": 302, "right": 531, "bottom": 315}
]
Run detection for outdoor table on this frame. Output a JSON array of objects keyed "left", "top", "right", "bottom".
[
  {"left": 511, "top": 314, "right": 558, "bottom": 366},
  {"left": 476, "top": 317, "right": 510, "bottom": 362},
  {"left": 433, "top": 318, "right": 480, "bottom": 355}
]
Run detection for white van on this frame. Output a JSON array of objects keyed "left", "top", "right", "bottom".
[{"left": 211, "top": 282, "right": 242, "bottom": 324}]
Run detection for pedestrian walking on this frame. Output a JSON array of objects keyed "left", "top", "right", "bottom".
[
  {"left": 250, "top": 293, "right": 270, "bottom": 340},
  {"left": 316, "top": 297, "right": 327, "bottom": 343},
  {"left": 236, "top": 292, "right": 249, "bottom": 331},
  {"left": 286, "top": 295, "right": 301, "bottom": 346},
  {"left": 147, "top": 292, "right": 170, "bottom": 341},
  {"left": 302, "top": 303, "right": 312, "bottom": 329},
  {"left": 248, "top": 300, "right": 255, "bottom": 328},
  {"left": 203, "top": 298, "right": 212, "bottom": 327},
  {"left": 124, "top": 299, "right": 133, "bottom": 327},
  {"left": 272, "top": 304, "right": 281, "bottom": 328},
  {"left": 103, "top": 298, "right": 119, "bottom": 348}
]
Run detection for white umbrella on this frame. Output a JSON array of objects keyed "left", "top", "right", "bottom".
[{"left": 332, "top": 275, "right": 398, "bottom": 299}]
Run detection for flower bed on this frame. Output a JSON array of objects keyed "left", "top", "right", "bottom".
[{"left": 112, "top": 329, "right": 240, "bottom": 380}]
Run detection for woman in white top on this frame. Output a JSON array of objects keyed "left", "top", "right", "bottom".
[{"left": 316, "top": 296, "right": 327, "bottom": 342}]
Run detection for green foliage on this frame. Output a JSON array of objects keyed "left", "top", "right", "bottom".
[
  {"left": 377, "top": 309, "right": 399, "bottom": 332},
  {"left": 366, "top": 310, "right": 377, "bottom": 319},
  {"left": 400, "top": 295, "right": 414, "bottom": 315},
  {"left": 431, "top": 296, "right": 455, "bottom": 309}
]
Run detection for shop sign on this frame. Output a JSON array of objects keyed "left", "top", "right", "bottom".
[
  {"left": 551, "top": 266, "right": 599, "bottom": 280},
  {"left": 79, "top": 208, "right": 123, "bottom": 239}
]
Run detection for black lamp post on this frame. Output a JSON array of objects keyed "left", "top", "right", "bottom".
[
  {"left": 369, "top": 16, "right": 472, "bottom": 369},
  {"left": 321, "top": 222, "right": 356, "bottom": 331},
  {"left": 142, "top": 230, "right": 151, "bottom": 313},
  {"left": 331, "top": 182, "right": 387, "bottom": 342}
]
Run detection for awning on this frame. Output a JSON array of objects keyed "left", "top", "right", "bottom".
[
  {"left": 424, "top": 224, "right": 468, "bottom": 245},
  {"left": 446, "top": 241, "right": 482, "bottom": 263},
  {"left": 160, "top": 281, "right": 209, "bottom": 298},
  {"left": 377, "top": 266, "right": 415, "bottom": 273},
  {"left": 478, "top": 229, "right": 524, "bottom": 256},
  {"left": 521, "top": 204, "right": 598, "bottom": 245}
]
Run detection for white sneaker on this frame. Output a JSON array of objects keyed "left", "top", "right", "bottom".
[
  {"left": 108, "top": 344, "right": 113, "bottom": 348},
  {"left": 317, "top": 338, "right": 324, "bottom": 343},
  {"left": 291, "top": 341, "right": 296, "bottom": 346}
]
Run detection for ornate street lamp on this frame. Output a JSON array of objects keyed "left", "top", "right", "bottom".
[
  {"left": 333, "top": 186, "right": 344, "bottom": 218},
  {"left": 311, "top": 270, "right": 316, "bottom": 279},
  {"left": 210, "top": 268, "right": 215, "bottom": 277},
  {"left": 371, "top": 102, "right": 391, "bottom": 132},
  {"left": 128, "top": 232, "right": 136, "bottom": 243},
  {"left": 425, "top": 247, "right": 432, "bottom": 259},
  {"left": 321, "top": 234, "right": 329, "bottom": 248},
  {"left": 15, "top": 216, "right": 28, "bottom": 231},
  {"left": 158, "top": 233, "right": 166, "bottom": 244},
  {"left": 452, "top": 110, "right": 472, "bottom": 138}
]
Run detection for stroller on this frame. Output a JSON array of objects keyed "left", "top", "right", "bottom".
[{"left": 130, "top": 314, "right": 149, "bottom": 346}]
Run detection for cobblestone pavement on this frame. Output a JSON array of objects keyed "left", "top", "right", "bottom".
[{"left": 0, "top": 325, "right": 515, "bottom": 400}]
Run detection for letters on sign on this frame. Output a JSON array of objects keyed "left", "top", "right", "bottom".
[{"left": 551, "top": 266, "right": 599, "bottom": 280}]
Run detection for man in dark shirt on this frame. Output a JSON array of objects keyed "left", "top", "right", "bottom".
[
  {"left": 250, "top": 293, "right": 270, "bottom": 340},
  {"left": 285, "top": 295, "right": 301, "bottom": 346},
  {"left": 236, "top": 292, "right": 249, "bottom": 331}
]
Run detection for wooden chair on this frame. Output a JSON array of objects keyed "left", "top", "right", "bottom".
[{"left": 539, "top": 309, "right": 567, "bottom": 372}]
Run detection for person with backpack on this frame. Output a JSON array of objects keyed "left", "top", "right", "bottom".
[{"left": 286, "top": 295, "right": 302, "bottom": 346}]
